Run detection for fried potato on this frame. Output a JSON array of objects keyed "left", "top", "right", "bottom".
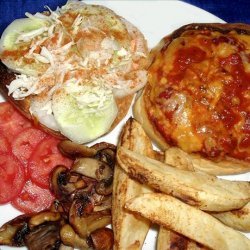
[
  {"left": 112, "top": 118, "right": 154, "bottom": 249},
  {"left": 126, "top": 193, "right": 250, "bottom": 250},
  {"left": 117, "top": 147, "right": 250, "bottom": 212},
  {"left": 211, "top": 202, "right": 250, "bottom": 232},
  {"left": 157, "top": 227, "right": 208, "bottom": 250},
  {"left": 164, "top": 148, "right": 250, "bottom": 232},
  {"left": 165, "top": 147, "right": 250, "bottom": 176},
  {"left": 157, "top": 151, "right": 209, "bottom": 250}
]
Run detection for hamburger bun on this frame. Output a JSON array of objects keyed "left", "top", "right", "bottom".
[
  {"left": 0, "top": 1, "right": 149, "bottom": 143},
  {"left": 134, "top": 23, "right": 250, "bottom": 175}
]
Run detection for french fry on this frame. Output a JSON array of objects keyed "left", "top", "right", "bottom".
[
  {"left": 157, "top": 153, "right": 209, "bottom": 250},
  {"left": 126, "top": 193, "right": 250, "bottom": 250},
  {"left": 164, "top": 147, "right": 250, "bottom": 176},
  {"left": 211, "top": 202, "right": 250, "bottom": 232},
  {"left": 117, "top": 147, "right": 250, "bottom": 212},
  {"left": 157, "top": 228, "right": 208, "bottom": 250},
  {"left": 164, "top": 148, "right": 250, "bottom": 232},
  {"left": 112, "top": 118, "right": 154, "bottom": 249}
]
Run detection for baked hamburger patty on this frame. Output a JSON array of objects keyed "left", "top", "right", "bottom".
[{"left": 141, "top": 23, "right": 250, "bottom": 161}]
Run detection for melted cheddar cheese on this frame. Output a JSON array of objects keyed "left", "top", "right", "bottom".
[{"left": 146, "top": 28, "right": 250, "bottom": 161}]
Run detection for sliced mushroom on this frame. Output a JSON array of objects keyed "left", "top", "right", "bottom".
[
  {"left": 94, "top": 148, "right": 116, "bottom": 168},
  {"left": 87, "top": 228, "right": 114, "bottom": 250},
  {"left": 91, "top": 192, "right": 105, "bottom": 206},
  {"left": 69, "top": 206, "right": 111, "bottom": 238},
  {"left": 51, "top": 166, "right": 88, "bottom": 200},
  {"left": 94, "top": 196, "right": 112, "bottom": 212},
  {"left": 72, "top": 158, "right": 113, "bottom": 182},
  {"left": 29, "top": 211, "right": 61, "bottom": 229},
  {"left": 95, "top": 178, "right": 113, "bottom": 196},
  {"left": 0, "top": 142, "right": 116, "bottom": 250},
  {"left": 0, "top": 215, "right": 30, "bottom": 247},
  {"left": 70, "top": 195, "right": 95, "bottom": 217},
  {"left": 50, "top": 200, "right": 66, "bottom": 214},
  {"left": 91, "top": 142, "right": 116, "bottom": 152},
  {"left": 60, "top": 224, "right": 89, "bottom": 249},
  {"left": 52, "top": 198, "right": 74, "bottom": 216},
  {"left": 58, "top": 140, "right": 97, "bottom": 159},
  {"left": 25, "top": 221, "right": 61, "bottom": 250}
]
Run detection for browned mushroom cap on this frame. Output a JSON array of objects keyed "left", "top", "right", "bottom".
[
  {"left": 58, "top": 140, "right": 97, "bottom": 159},
  {"left": 0, "top": 214, "right": 30, "bottom": 247},
  {"left": 87, "top": 228, "right": 114, "bottom": 250}
]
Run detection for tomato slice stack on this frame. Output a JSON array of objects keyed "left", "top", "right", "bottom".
[{"left": 0, "top": 102, "right": 73, "bottom": 213}]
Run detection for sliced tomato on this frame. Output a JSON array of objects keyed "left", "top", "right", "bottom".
[
  {"left": 0, "top": 133, "right": 11, "bottom": 154},
  {"left": 28, "top": 137, "right": 73, "bottom": 188},
  {"left": 0, "top": 102, "right": 31, "bottom": 141},
  {"left": 0, "top": 153, "right": 26, "bottom": 204},
  {"left": 12, "top": 127, "right": 48, "bottom": 164},
  {"left": 12, "top": 180, "right": 55, "bottom": 213}
]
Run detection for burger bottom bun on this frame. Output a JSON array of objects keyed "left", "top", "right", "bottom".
[
  {"left": 0, "top": 62, "right": 134, "bottom": 142},
  {"left": 133, "top": 89, "right": 250, "bottom": 176}
]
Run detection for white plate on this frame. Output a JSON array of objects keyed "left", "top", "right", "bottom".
[{"left": 0, "top": 1, "right": 249, "bottom": 249}]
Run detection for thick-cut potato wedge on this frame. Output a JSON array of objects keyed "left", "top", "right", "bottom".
[
  {"left": 126, "top": 193, "right": 250, "bottom": 250},
  {"left": 157, "top": 152, "right": 208, "bottom": 250},
  {"left": 165, "top": 147, "right": 250, "bottom": 176},
  {"left": 164, "top": 148, "right": 250, "bottom": 232},
  {"left": 112, "top": 118, "right": 154, "bottom": 250},
  {"left": 117, "top": 147, "right": 250, "bottom": 212},
  {"left": 211, "top": 202, "right": 250, "bottom": 232},
  {"left": 157, "top": 227, "right": 208, "bottom": 250}
]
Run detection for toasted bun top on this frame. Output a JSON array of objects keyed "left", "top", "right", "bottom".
[{"left": 134, "top": 23, "right": 250, "bottom": 165}]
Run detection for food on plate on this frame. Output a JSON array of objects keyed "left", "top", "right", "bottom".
[
  {"left": 164, "top": 147, "right": 250, "bottom": 175},
  {"left": 0, "top": 0, "right": 149, "bottom": 144},
  {"left": 12, "top": 127, "right": 47, "bottom": 164},
  {"left": 28, "top": 136, "right": 72, "bottom": 188},
  {"left": 0, "top": 153, "right": 26, "bottom": 204},
  {"left": 11, "top": 180, "right": 55, "bottom": 214},
  {"left": 164, "top": 145, "right": 250, "bottom": 233},
  {"left": 112, "top": 118, "right": 153, "bottom": 249},
  {"left": 157, "top": 148, "right": 208, "bottom": 250},
  {"left": 0, "top": 142, "right": 116, "bottom": 249},
  {"left": 157, "top": 228, "right": 208, "bottom": 250},
  {"left": 117, "top": 146, "right": 250, "bottom": 211},
  {"left": 0, "top": 101, "right": 31, "bottom": 141},
  {"left": 133, "top": 23, "right": 250, "bottom": 174},
  {"left": 0, "top": 101, "right": 73, "bottom": 213},
  {"left": 211, "top": 202, "right": 250, "bottom": 232},
  {"left": 125, "top": 193, "right": 250, "bottom": 250}
]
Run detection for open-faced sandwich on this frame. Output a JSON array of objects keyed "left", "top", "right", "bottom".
[
  {"left": 134, "top": 23, "right": 250, "bottom": 175},
  {"left": 0, "top": 0, "right": 149, "bottom": 143}
]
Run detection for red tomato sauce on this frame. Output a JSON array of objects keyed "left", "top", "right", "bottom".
[{"left": 147, "top": 31, "right": 250, "bottom": 161}]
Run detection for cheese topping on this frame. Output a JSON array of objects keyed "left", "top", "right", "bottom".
[{"left": 146, "top": 28, "right": 250, "bottom": 161}]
